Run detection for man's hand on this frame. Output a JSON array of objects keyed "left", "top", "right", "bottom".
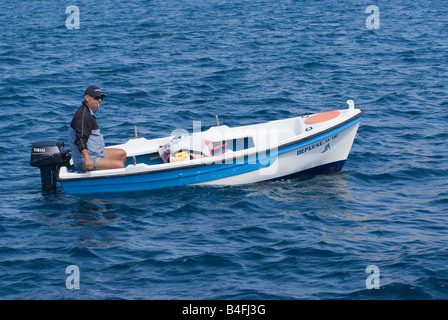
[{"left": 81, "top": 149, "right": 94, "bottom": 171}]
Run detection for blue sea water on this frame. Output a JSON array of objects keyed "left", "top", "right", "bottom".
[{"left": 1, "top": 0, "right": 447, "bottom": 300}]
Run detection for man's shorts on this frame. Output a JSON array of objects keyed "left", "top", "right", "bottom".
[{"left": 73, "top": 157, "right": 102, "bottom": 172}]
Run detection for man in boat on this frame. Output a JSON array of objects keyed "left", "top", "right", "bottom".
[{"left": 68, "top": 86, "right": 127, "bottom": 171}]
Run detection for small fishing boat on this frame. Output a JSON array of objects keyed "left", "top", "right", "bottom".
[{"left": 30, "top": 100, "right": 363, "bottom": 194}]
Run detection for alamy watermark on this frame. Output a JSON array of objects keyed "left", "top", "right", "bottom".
[
  {"left": 168, "top": 121, "right": 279, "bottom": 176},
  {"left": 66, "top": 5, "right": 80, "bottom": 29},
  {"left": 365, "top": 5, "right": 380, "bottom": 30},
  {"left": 65, "top": 265, "right": 80, "bottom": 289},
  {"left": 365, "top": 265, "right": 380, "bottom": 289},
  {"left": 64, "top": 263, "right": 380, "bottom": 291}
]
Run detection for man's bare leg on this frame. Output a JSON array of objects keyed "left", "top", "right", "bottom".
[{"left": 96, "top": 148, "right": 127, "bottom": 170}]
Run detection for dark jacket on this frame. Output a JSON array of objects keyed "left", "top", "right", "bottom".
[
  {"left": 70, "top": 101, "right": 100, "bottom": 152},
  {"left": 68, "top": 102, "right": 105, "bottom": 165}
]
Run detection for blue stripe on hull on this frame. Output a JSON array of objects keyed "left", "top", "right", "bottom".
[
  {"left": 60, "top": 116, "right": 362, "bottom": 194},
  {"left": 61, "top": 153, "right": 276, "bottom": 194}
]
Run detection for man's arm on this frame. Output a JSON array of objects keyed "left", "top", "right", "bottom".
[
  {"left": 71, "top": 106, "right": 95, "bottom": 170},
  {"left": 81, "top": 149, "right": 94, "bottom": 171},
  {"left": 72, "top": 107, "right": 92, "bottom": 154}
]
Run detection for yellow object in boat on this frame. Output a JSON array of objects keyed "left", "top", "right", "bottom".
[
  {"left": 175, "top": 151, "right": 189, "bottom": 158},
  {"left": 172, "top": 151, "right": 189, "bottom": 162}
]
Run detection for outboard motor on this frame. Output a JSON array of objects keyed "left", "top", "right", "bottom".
[{"left": 30, "top": 140, "right": 71, "bottom": 191}]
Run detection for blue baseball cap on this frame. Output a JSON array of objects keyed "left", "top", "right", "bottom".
[{"left": 84, "top": 85, "right": 106, "bottom": 99}]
